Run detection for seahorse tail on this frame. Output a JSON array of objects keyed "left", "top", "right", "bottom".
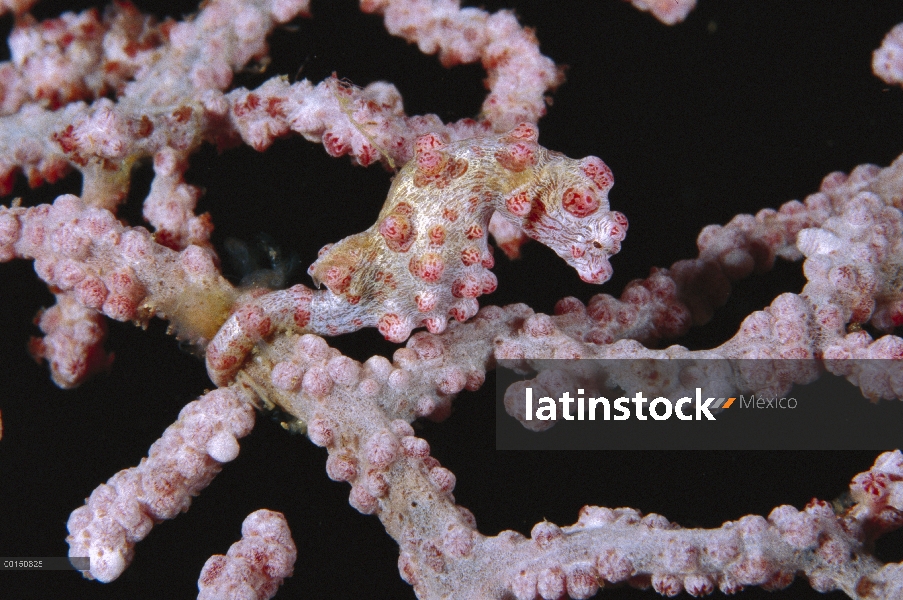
[{"left": 206, "top": 284, "right": 323, "bottom": 386}]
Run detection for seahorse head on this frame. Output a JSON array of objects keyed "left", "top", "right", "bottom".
[{"left": 496, "top": 150, "right": 627, "bottom": 284}]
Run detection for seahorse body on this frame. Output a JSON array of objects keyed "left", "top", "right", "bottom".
[
  {"left": 206, "top": 123, "right": 626, "bottom": 385},
  {"left": 308, "top": 123, "right": 626, "bottom": 342}
]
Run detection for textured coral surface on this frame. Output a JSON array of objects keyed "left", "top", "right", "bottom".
[{"left": 1, "top": 1, "right": 902, "bottom": 599}]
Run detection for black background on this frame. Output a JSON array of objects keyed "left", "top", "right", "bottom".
[{"left": 1, "top": 1, "right": 902, "bottom": 598}]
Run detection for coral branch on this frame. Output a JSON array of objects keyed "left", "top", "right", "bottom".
[
  {"left": 0, "top": 194, "right": 235, "bottom": 378},
  {"left": 198, "top": 509, "right": 296, "bottom": 600},
  {"left": 874, "top": 23, "right": 903, "bottom": 87},
  {"left": 360, "top": 0, "right": 564, "bottom": 130},
  {"left": 627, "top": 0, "right": 697, "bottom": 25},
  {"left": 66, "top": 386, "right": 255, "bottom": 582},
  {"left": 27, "top": 291, "right": 111, "bottom": 388}
]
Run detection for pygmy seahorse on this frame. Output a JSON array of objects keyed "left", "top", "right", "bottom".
[{"left": 206, "top": 123, "right": 626, "bottom": 386}]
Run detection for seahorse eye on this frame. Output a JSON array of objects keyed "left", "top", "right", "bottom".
[{"left": 592, "top": 241, "right": 603, "bottom": 249}]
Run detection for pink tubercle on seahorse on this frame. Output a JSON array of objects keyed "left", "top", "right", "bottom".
[{"left": 206, "top": 123, "right": 626, "bottom": 386}]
